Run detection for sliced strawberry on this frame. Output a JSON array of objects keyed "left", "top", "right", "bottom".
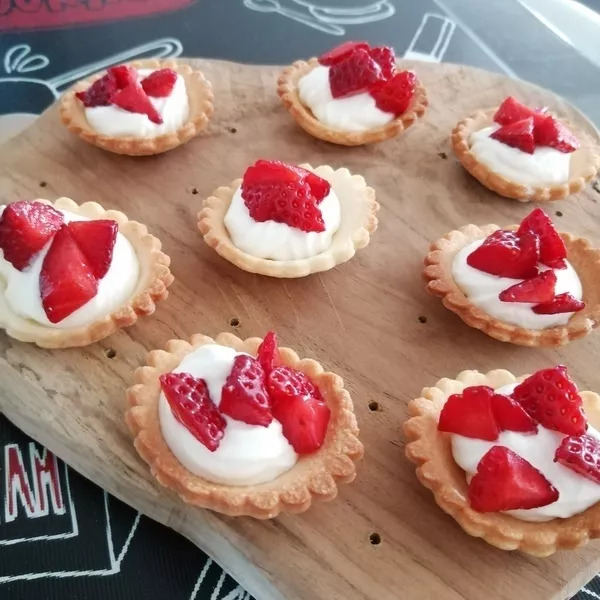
[
  {"left": 518, "top": 208, "right": 566, "bottom": 269},
  {"left": 39, "top": 225, "right": 97, "bottom": 323},
  {"left": 467, "top": 229, "right": 539, "bottom": 279},
  {"left": 369, "top": 45, "right": 396, "bottom": 79},
  {"left": 110, "top": 82, "right": 162, "bottom": 124},
  {"left": 490, "top": 117, "right": 535, "bottom": 154},
  {"left": 533, "top": 292, "right": 585, "bottom": 315},
  {"left": 493, "top": 96, "right": 535, "bottom": 125},
  {"left": 76, "top": 72, "right": 118, "bottom": 107},
  {"left": 369, "top": 71, "right": 416, "bottom": 115},
  {"left": 0, "top": 201, "right": 64, "bottom": 271},
  {"left": 555, "top": 434, "right": 600, "bottom": 484},
  {"left": 68, "top": 220, "right": 117, "bottom": 279},
  {"left": 469, "top": 446, "right": 559, "bottom": 512},
  {"left": 437, "top": 386, "right": 499, "bottom": 441},
  {"left": 491, "top": 393, "right": 537, "bottom": 433},
  {"left": 159, "top": 372, "right": 225, "bottom": 452},
  {"left": 220, "top": 355, "right": 272, "bottom": 426},
  {"left": 141, "top": 68, "right": 178, "bottom": 97},
  {"left": 534, "top": 115, "right": 579, "bottom": 153},
  {"left": 303, "top": 171, "right": 331, "bottom": 202},
  {"left": 329, "top": 48, "right": 383, "bottom": 99},
  {"left": 512, "top": 366, "right": 586, "bottom": 436},
  {"left": 268, "top": 366, "right": 330, "bottom": 454},
  {"left": 318, "top": 40, "right": 369, "bottom": 66},
  {"left": 108, "top": 64, "right": 137, "bottom": 89},
  {"left": 257, "top": 331, "right": 279, "bottom": 375},
  {"left": 498, "top": 270, "right": 556, "bottom": 304}
]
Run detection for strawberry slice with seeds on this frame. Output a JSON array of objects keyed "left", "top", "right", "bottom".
[
  {"left": 512, "top": 365, "right": 586, "bottom": 436},
  {"left": 39, "top": 225, "right": 97, "bottom": 323},
  {"left": 369, "top": 71, "right": 416, "bottom": 115},
  {"left": 533, "top": 292, "right": 585, "bottom": 315},
  {"left": 438, "top": 386, "right": 499, "bottom": 441},
  {"left": 111, "top": 82, "right": 162, "bottom": 124},
  {"left": 68, "top": 220, "right": 118, "bottom": 279},
  {"left": 555, "top": 434, "right": 600, "bottom": 484},
  {"left": 220, "top": 355, "right": 272, "bottom": 426},
  {"left": 160, "top": 372, "right": 225, "bottom": 452},
  {"left": 469, "top": 446, "right": 559, "bottom": 512},
  {"left": 257, "top": 331, "right": 279, "bottom": 375},
  {"left": 108, "top": 64, "right": 137, "bottom": 89},
  {"left": 268, "top": 366, "right": 330, "bottom": 454},
  {"left": 534, "top": 115, "right": 579, "bottom": 153},
  {"left": 0, "top": 201, "right": 64, "bottom": 270},
  {"left": 369, "top": 46, "right": 396, "bottom": 79},
  {"left": 141, "top": 68, "right": 178, "bottom": 97},
  {"left": 493, "top": 96, "right": 535, "bottom": 125},
  {"left": 467, "top": 229, "right": 539, "bottom": 279},
  {"left": 76, "top": 72, "right": 118, "bottom": 107},
  {"left": 518, "top": 208, "right": 566, "bottom": 269},
  {"left": 490, "top": 117, "right": 535, "bottom": 154},
  {"left": 329, "top": 48, "right": 383, "bottom": 99},
  {"left": 498, "top": 270, "right": 557, "bottom": 304},
  {"left": 318, "top": 40, "right": 369, "bottom": 66},
  {"left": 491, "top": 393, "right": 537, "bottom": 433}
]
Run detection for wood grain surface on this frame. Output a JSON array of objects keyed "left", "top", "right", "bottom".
[{"left": 1, "top": 58, "right": 600, "bottom": 600}]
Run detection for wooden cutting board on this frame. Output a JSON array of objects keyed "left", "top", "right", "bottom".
[{"left": 1, "top": 58, "right": 600, "bottom": 600}]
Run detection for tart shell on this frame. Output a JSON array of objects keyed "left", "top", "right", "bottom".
[
  {"left": 424, "top": 223, "right": 600, "bottom": 346},
  {"left": 198, "top": 164, "right": 379, "bottom": 278},
  {"left": 0, "top": 197, "right": 173, "bottom": 348},
  {"left": 451, "top": 109, "right": 600, "bottom": 202},
  {"left": 277, "top": 58, "right": 428, "bottom": 146},
  {"left": 404, "top": 368, "right": 600, "bottom": 556},
  {"left": 126, "top": 332, "right": 364, "bottom": 519},
  {"left": 60, "top": 59, "right": 214, "bottom": 156}
]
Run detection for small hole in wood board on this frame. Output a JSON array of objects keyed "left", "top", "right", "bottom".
[
  {"left": 228, "top": 127, "right": 237, "bottom": 134},
  {"left": 437, "top": 152, "right": 447, "bottom": 160},
  {"left": 191, "top": 187, "right": 199, "bottom": 195},
  {"left": 368, "top": 401, "right": 379, "bottom": 412},
  {"left": 369, "top": 533, "right": 381, "bottom": 545},
  {"left": 555, "top": 211, "right": 563, "bottom": 217},
  {"left": 39, "top": 181, "right": 47, "bottom": 187},
  {"left": 418, "top": 315, "right": 427, "bottom": 324},
  {"left": 105, "top": 348, "right": 117, "bottom": 359},
  {"left": 229, "top": 317, "right": 240, "bottom": 327}
]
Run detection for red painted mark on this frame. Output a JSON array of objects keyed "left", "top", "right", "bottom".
[{"left": 4, "top": 443, "right": 35, "bottom": 523}]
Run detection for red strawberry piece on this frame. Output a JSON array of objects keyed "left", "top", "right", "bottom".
[
  {"left": 493, "top": 96, "right": 535, "bottom": 125},
  {"left": 76, "top": 72, "right": 118, "bottom": 107},
  {"left": 67, "top": 220, "right": 118, "bottom": 279},
  {"left": 159, "top": 372, "right": 225, "bottom": 452},
  {"left": 369, "top": 70, "right": 416, "bottom": 115},
  {"left": 318, "top": 40, "right": 369, "bottom": 66},
  {"left": 533, "top": 292, "right": 585, "bottom": 315},
  {"left": 0, "top": 201, "right": 64, "bottom": 271},
  {"left": 498, "top": 270, "right": 556, "bottom": 304},
  {"left": 469, "top": 446, "right": 559, "bottom": 512},
  {"left": 491, "top": 393, "right": 537, "bottom": 433},
  {"left": 533, "top": 115, "right": 579, "bottom": 153},
  {"left": 467, "top": 229, "right": 539, "bottom": 279},
  {"left": 369, "top": 45, "right": 396, "bottom": 79},
  {"left": 268, "top": 365, "right": 330, "bottom": 454},
  {"left": 554, "top": 434, "right": 600, "bottom": 484},
  {"left": 39, "top": 225, "right": 97, "bottom": 323},
  {"left": 329, "top": 48, "right": 383, "bottom": 99},
  {"left": 108, "top": 64, "right": 137, "bottom": 89},
  {"left": 517, "top": 208, "right": 566, "bottom": 269},
  {"left": 257, "top": 331, "right": 279, "bottom": 375},
  {"left": 490, "top": 117, "right": 535, "bottom": 154},
  {"left": 513, "top": 365, "right": 586, "bottom": 435},
  {"left": 220, "top": 355, "right": 272, "bottom": 426},
  {"left": 141, "top": 68, "right": 178, "bottom": 97},
  {"left": 110, "top": 83, "right": 163, "bottom": 124},
  {"left": 437, "top": 385, "right": 499, "bottom": 441}
]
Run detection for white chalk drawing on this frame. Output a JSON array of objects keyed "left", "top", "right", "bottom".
[
  {"left": 243, "top": 0, "right": 395, "bottom": 35},
  {"left": 403, "top": 13, "right": 455, "bottom": 62},
  {"left": 189, "top": 560, "right": 251, "bottom": 600}
]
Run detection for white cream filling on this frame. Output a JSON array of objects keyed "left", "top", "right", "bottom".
[
  {"left": 451, "top": 383, "right": 600, "bottom": 521},
  {"left": 298, "top": 65, "right": 393, "bottom": 132},
  {"left": 159, "top": 344, "right": 297, "bottom": 486},
  {"left": 452, "top": 239, "right": 583, "bottom": 330},
  {"left": 0, "top": 206, "right": 139, "bottom": 329},
  {"left": 224, "top": 184, "right": 341, "bottom": 261},
  {"left": 469, "top": 125, "right": 571, "bottom": 187},
  {"left": 84, "top": 69, "right": 189, "bottom": 138}
]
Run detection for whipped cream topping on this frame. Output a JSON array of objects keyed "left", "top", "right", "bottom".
[
  {"left": 452, "top": 239, "right": 583, "bottom": 330},
  {"left": 298, "top": 65, "right": 393, "bottom": 132},
  {"left": 0, "top": 206, "right": 139, "bottom": 329},
  {"left": 159, "top": 344, "right": 297, "bottom": 486},
  {"left": 451, "top": 383, "right": 600, "bottom": 521},
  {"left": 224, "top": 183, "right": 341, "bottom": 261},
  {"left": 85, "top": 69, "right": 189, "bottom": 138},
  {"left": 469, "top": 125, "right": 570, "bottom": 187}
]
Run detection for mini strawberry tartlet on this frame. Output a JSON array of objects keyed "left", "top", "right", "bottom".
[
  {"left": 452, "top": 96, "right": 600, "bottom": 201},
  {"left": 60, "top": 59, "right": 213, "bottom": 156},
  {"left": 278, "top": 41, "right": 428, "bottom": 146},
  {"left": 0, "top": 198, "right": 173, "bottom": 348},
  {"left": 405, "top": 366, "right": 600, "bottom": 555},
  {"left": 424, "top": 208, "right": 600, "bottom": 346},
  {"left": 126, "top": 331, "right": 363, "bottom": 518},
  {"left": 198, "top": 159, "right": 378, "bottom": 277}
]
